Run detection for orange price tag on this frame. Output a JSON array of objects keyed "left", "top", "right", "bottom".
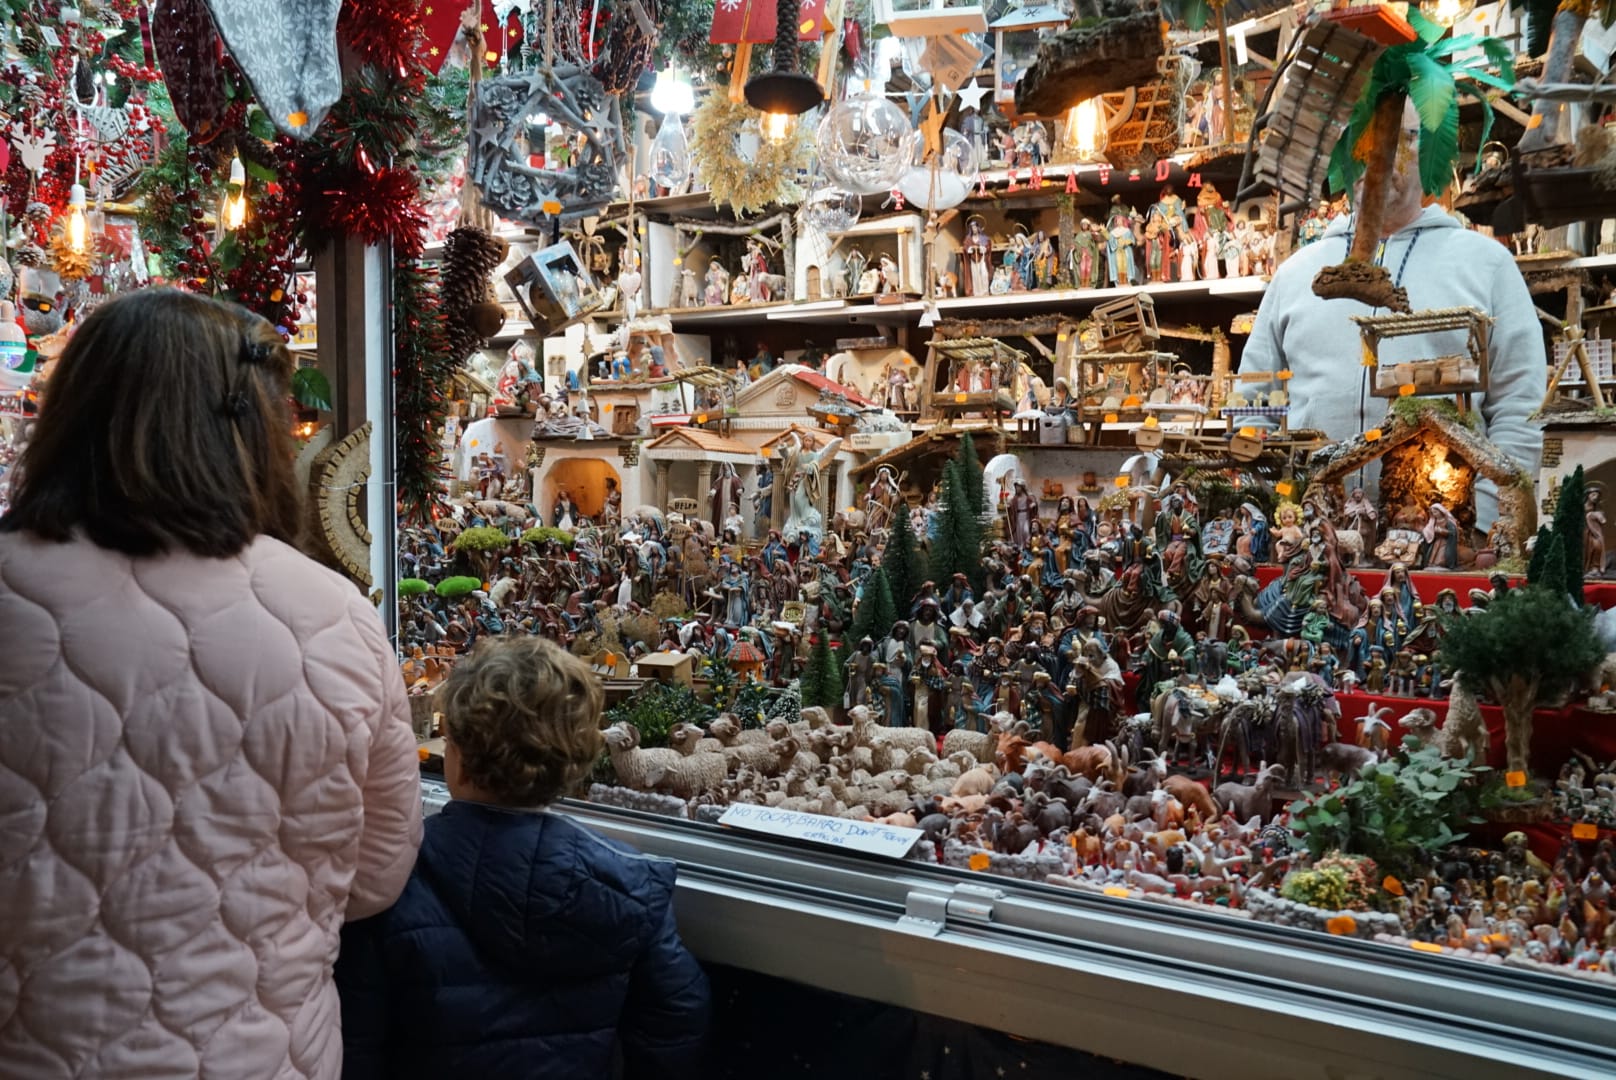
[
  {"left": 968, "top": 852, "right": 991, "bottom": 871},
  {"left": 1104, "top": 412, "right": 1120, "bottom": 424},
  {"left": 1527, "top": 113, "right": 1544, "bottom": 129},
  {"left": 1410, "top": 941, "right": 1444, "bottom": 954},
  {"left": 1325, "top": 916, "right": 1358, "bottom": 936},
  {"left": 1572, "top": 822, "right": 1599, "bottom": 840},
  {"left": 696, "top": 413, "right": 708, "bottom": 424},
  {"left": 1382, "top": 876, "right": 1405, "bottom": 896},
  {"left": 1505, "top": 770, "right": 1528, "bottom": 788},
  {"left": 602, "top": 403, "right": 613, "bottom": 412},
  {"left": 417, "top": 745, "right": 431, "bottom": 762},
  {"left": 1398, "top": 384, "right": 1416, "bottom": 397},
  {"left": 1143, "top": 415, "right": 1159, "bottom": 428},
  {"left": 1114, "top": 475, "right": 1130, "bottom": 488},
  {"left": 1275, "top": 369, "right": 1293, "bottom": 381},
  {"left": 1275, "top": 482, "right": 1293, "bottom": 497},
  {"left": 1364, "top": 428, "right": 1383, "bottom": 442},
  {"left": 1103, "top": 886, "right": 1130, "bottom": 898},
  {"left": 955, "top": 392, "right": 969, "bottom": 403},
  {"left": 760, "top": 447, "right": 771, "bottom": 458}
]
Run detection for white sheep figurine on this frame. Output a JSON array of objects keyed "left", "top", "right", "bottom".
[{"left": 604, "top": 722, "right": 726, "bottom": 799}]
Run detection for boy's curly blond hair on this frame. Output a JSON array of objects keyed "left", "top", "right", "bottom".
[{"left": 438, "top": 636, "right": 604, "bottom": 806}]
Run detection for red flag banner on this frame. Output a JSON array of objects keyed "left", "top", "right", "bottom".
[{"left": 710, "top": 0, "right": 826, "bottom": 44}]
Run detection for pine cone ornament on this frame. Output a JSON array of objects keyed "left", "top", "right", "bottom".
[
  {"left": 13, "top": 242, "right": 45, "bottom": 268},
  {"left": 441, "top": 227, "right": 510, "bottom": 362},
  {"left": 49, "top": 229, "right": 94, "bottom": 282}
]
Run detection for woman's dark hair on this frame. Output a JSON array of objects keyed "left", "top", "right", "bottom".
[{"left": 1, "top": 288, "right": 303, "bottom": 558}]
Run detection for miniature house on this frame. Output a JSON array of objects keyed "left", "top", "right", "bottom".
[
  {"left": 1305, "top": 401, "right": 1537, "bottom": 563},
  {"left": 643, "top": 427, "right": 762, "bottom": 536},
  {"left": 990, "top": 3, "right": 1069, "bottom": 110}
]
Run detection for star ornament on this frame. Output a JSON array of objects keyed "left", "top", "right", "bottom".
[{"left": 955, "top": 77, "right": 988, "bottom": 113}]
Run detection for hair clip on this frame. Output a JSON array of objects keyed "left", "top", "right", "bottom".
[
  {"left": 240, "top": 337, "right": 272, "bottom": 365},
  {"left": 223, "top": 390, "right": 250, "bottom": 418}
]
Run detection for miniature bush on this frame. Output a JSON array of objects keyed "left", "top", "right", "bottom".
[
  {"left": 1287, "top": 741, "right": 1489, "bottom": 878},
  {"left": 521, "top": 525, "right": 575, "bottom": 548},
  {"left": 703, "top": 655, "right": 739, "bottom": 708},
  {"left": 731, "top": 679, "right": 777, "bottom": 728},
  {"left": 1281, "top": 854, "right": 1379, "bottom": 912},
  {"left": 435, "top": 576, "right": 482, "bottom": 599},
  {"left": 454, "top": 526, "right": 511, "bottom": 553},
  {"left": 1439, "top": 583, "right": 1604, "bottom": 775},
  {"left": 649, "top": 591, "right": 689, "bottom": 622},
  {"left": 605, "top": 681, "right": 715, "bottom": 749},
  {"left": 398, "top": 578, "right": 431, "bottom": 597}
]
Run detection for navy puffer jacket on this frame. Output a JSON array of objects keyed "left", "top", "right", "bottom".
[{"left": 336, "top": 801, "right": 710, "bottom": 1079}]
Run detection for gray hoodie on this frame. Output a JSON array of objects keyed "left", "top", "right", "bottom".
[{"left": 1240, "top": 203, "right": 1544, "bottom": 530}]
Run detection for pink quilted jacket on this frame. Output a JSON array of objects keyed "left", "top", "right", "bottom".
[{"left": 0, "top": 532, "right": 423, "bottom": 1079}]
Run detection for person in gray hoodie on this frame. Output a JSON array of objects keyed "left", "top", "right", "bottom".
[{"left": 1240, "top": 99, "right": 1543, "bottom": 535}]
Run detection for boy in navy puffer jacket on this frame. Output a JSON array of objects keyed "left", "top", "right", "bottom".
[{"left": 336, "top": 637, "right": 710, "bottom": 1079}]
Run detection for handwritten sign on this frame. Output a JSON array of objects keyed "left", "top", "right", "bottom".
[{"left": 718, "top": 804, "right": 922, "bottom": 858}]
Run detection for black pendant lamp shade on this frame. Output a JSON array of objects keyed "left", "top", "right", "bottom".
[{"left": 744, "top": 0, "right": 825, "bottom": 116}]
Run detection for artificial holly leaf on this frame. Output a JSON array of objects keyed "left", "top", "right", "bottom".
[
  {"left": 213, "top": 233, "right": 243, "bottom": 274},
  {"left": 247, "top": 106, "right": 277, "bottom": 142},
  {"left": 292, "top": 366, "right": 333, "bottom": 411},
  {"left": 245, "top": 159, "right": 277, "bottom": 183}
]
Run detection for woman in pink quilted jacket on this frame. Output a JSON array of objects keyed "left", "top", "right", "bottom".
[{"left": 0, "top": 288, "right": 423, "bottom": 1077}]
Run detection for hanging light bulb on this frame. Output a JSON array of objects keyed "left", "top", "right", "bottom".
[
  {"left": 761, "top": 111, "right": 797, "bottom": 143},
  {"left": 223, "top": 155, "right": 248, "bottom": 231},
  {"left": 66, "top": 183, "right": 88, "bottom": 253},
  {"left": 649, "top": 113, "right": 690, "bottom": 189},
  {"left": 650, "top": 67, "right": 694, "bottom": 116},
  {"left": 1064, "top": 98, "right": 1107, "bottom": 162},
  {"left": 1418, "top": 0, "right": 1474, "bottom": 27}
]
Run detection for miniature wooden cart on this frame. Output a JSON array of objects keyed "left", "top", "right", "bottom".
[
  {"left": 1091, "top": 292, "right": 1161, "bottom": 353},
  {"left": 928, "top": 337, "right": 1025, "bottom": 420},
  {"left": 1352, "top": 306, "right": 1492, "bottom": 409}
]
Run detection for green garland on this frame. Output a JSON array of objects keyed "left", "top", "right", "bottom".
[{"left": 394, "top": 258, "right": 455, "bottom": 523}]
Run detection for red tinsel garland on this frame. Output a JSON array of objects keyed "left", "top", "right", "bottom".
[{"left": 295, "top": 0, "right": 451, "bottom": 523}]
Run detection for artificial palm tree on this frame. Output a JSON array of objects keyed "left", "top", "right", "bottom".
[{"left": 1313, "top": 12, "right": 1515, "bottom": 310}]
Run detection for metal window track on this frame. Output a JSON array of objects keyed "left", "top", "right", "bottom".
[{"left": 562, "top": 801, "right": 1616, "bottom": 1080}]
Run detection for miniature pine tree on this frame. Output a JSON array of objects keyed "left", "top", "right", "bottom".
[
  {"left": 1440, "top": 583, "right": 1604, "bottom": 776},
  {"left": 798, "top": 640, "right": 825, "bottom": 708},
  {"left": 1551, "top": 464, "right": 1587, "bottom": 606},
  {"left": 933, "top": 461, "right": 985, "bottom": 592},
  {"left": 883, "top": 503, "right": 925, "bottom": 612},
  {"left": 1526, "top": 524, "right": 1553, "bottom": 587},
  {"left": 802, "top": 635, "right": 843, "bottom": 710},
  {"left": 1531, "top": 532, "right": 1568, "bottom": 605},
  {"left": 958, "top": 431, "right": 986, "bottom": 521},
  {"left": 850, "top": 566, "right": 899, "bottom": 646}
]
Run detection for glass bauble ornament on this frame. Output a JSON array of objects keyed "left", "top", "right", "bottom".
[
  {"left": 816, "top": 92, "right": 913, "bottom": 195},
  {"left": 896, "top": 128, "right": 979, "bottom": 212},
  {"left": 801, "top": 181, "right": 861, "bottom": 233},
  {"left": 649, "top": 114, "right": 690, "bottom": 190}
]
